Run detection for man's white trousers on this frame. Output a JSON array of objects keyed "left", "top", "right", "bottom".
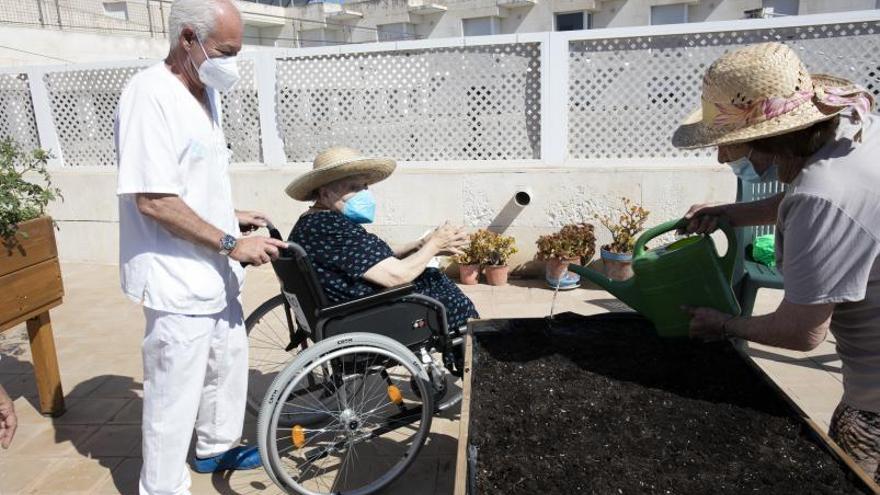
[{"left": 139, "top": 300, "right": 248, "bottom": 495}]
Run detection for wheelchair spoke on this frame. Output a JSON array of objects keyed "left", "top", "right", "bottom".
[
  {"left": 249, "top": 356, "right": 293, "bottom": 367},
  {"left": 249, "top": 333, "right": 285, "bottom": 350},
  {"left": 268, "top": 309, "right": 295, "bottom": 346}
]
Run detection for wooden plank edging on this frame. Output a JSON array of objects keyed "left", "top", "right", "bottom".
[
  {"left": 734, "top": 340, "right": 880, "bottom": 494},
  {"left": 453, "top": 326, "right": 474, "bottom": 495}
]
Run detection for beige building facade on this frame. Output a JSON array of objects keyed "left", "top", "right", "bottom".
[{"left": 0, "top": 1, "right": 876, "bottom": 60}]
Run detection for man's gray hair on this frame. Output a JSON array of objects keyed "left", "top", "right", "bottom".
[{"left": 168, "top": 0, "right": 224, "bottom": 46}]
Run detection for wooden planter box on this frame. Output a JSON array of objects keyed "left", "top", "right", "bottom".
[
  {"left": 1, "top": 216, "right": 66, "bottom": 415},
  {"left": 455, "top": 317, "right": 880, "bottom": 495}
]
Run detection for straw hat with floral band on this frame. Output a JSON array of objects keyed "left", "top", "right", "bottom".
[
  {"left": 672, "top": 42, "right": 874, "bottom": 150},
  {"left": 285, "top": 146, "right": 396, "bottom": 202}
]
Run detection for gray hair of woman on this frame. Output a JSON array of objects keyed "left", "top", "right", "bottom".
[{"left": 168, "top": 0, "right": 238, "bottom": 47}]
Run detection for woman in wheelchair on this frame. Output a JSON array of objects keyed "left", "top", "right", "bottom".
[
  {"left": 251, "top": 146, "right": 477, "bottom": 494},
  {"left": 285, "top": 146, "right": 479, "bottom": 332}
]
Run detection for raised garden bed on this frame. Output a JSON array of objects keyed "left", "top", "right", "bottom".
[{"left": 458, "top": 313, "right": 877, "bottom": 494}]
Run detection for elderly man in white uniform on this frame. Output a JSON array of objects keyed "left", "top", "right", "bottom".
[{"left": 115, "top": 1, "right": 288, "bottom": 493}]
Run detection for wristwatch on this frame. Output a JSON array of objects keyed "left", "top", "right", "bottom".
[{"left": 219, "top": 233, "right": 237, "bottom": 255}]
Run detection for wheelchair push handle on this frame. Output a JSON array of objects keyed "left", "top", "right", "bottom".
[{"left": 239, "top": 221, "right": 288, "bottom": 268}]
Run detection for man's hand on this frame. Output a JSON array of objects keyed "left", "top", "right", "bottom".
[
  {"left": 229, "top": 236, "right": 288, "bottom": 266},
  {"left": 684, "top": 306, "right": 734, "bottom": 342},
  {"left": 679, "top": 203, "right": 729, "bottom": 235},
  {"left": 236, "top": 210, "right": 270, "bottom": 235},
  {"left": 0, "top": 384, "right": 17, "bottom": 449},
  {"left": 425, "top": 223, "right": 469, "bottom": 257}
]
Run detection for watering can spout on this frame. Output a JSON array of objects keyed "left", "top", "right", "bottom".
[{"left": 567, "top": 264, "right": 644, "bottom": 314}]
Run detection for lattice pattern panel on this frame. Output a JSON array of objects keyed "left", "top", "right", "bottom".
[
  {"left": 0, "top": 73, "right": 39, "bottom": 151},
  {"left": 45, "top": 60, "right": 260, "bottom": 167},
  {"left": 569, "top": 21, "right": 880, "bottom": 160},
  {"left": 45, "top": 66, "right": 143, "bottom": 167},
  {"left": 276, "top": 43, "right": 542, "bottom": 161},
  {"left": 221, "top": 59, "right": 262, "bottom": 163}
]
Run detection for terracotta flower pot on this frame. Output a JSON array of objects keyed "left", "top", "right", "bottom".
[
  {"left": 545, "top": 257, "right": 581, "bottom": 283},
  {"left": 483, "top": 265, "right": 510, "bottom": 286},
  {"left": 600, "top": 248, "right": 634, "bottom": 281},
  {"left": 459, "top": 264, "right": 480, "bottom": 285}
]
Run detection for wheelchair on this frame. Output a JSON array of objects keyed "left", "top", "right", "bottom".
[{"left": 247, "top": 225, "right": 466, "bottom": 494}]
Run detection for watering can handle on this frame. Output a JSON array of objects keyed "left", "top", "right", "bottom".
[{"left": 632, "top": 218, "right": 739, "bottom": 282}]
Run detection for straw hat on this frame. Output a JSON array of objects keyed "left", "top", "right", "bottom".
[
  {"left": 672, "top": 42, "right": 866, "bottom": 149},
  {"left": 285, "top": 147, "right": 396, "bottom": 201}
]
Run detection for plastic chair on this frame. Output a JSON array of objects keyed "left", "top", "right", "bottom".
[{"left": 733, "top": 177, "right": 786, "bottom": 316}]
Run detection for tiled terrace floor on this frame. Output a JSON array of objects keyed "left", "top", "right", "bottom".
[{"left": 0, "top": 262, "right": 841, "bottom": 493}]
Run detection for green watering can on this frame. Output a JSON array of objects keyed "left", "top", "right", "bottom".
[{"left": 568, "top": 218, "right": 742, "bottom": 338}]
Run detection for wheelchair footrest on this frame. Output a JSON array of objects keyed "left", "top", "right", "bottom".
[{"left": 436, "top": 389, "right": 463, "bottom": 413}]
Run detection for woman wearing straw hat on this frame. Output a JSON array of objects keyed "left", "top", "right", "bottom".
[
  {"left": 673, "top": 42, "right": 879, "bottom": 481},
  {"left": 286, "top": 146, "right": 479, "bottom": 331}
]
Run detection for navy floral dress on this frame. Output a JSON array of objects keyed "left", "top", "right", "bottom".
[{"left": 290, "top": 211, "right": 478, "bottom": 330}]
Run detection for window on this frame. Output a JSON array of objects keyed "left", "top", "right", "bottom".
[
  {"left": 462, "top": 17, "right": 500, "bottom": 37},
  {"left": 555, "top": 12, "right": 590, "bottom": 31},
  {"left": 102, "top": 2, "right": 128, "bottom": 21},
  {"left": 762, "top": 0, "right": 799, "bottom": 16},
  {"left": 650, "top": 3, "right": 688, "bottom": 25},
  {"left": 377, "top": 23, "right": 416, "bottom": 42}
]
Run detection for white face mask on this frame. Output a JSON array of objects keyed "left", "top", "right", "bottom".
[
  {"left": 192, "top": 37, "right": 240, "bottom": 92},
  {"left": 727, "top": 150, "right": 778, "bottom": 183}
]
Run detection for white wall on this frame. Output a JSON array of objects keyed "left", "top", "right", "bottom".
[
  {"left": 46, "top": 163, "right": 737, "bottom": 270},
  {"left": 0, "top": 26, "right": 168, "bottom": 66}
]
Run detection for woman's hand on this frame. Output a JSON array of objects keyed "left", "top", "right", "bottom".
[
  {"left": 684, "top": 306, "right": 734, "bottom": 341},
  {"left": 0, "top": 384, "right": 17, "bottom": 449},
  {"left": 678, "top": 203, "right": 730, "bottom": 235},
  {"left": 426, "top": 223, "right": 469, "bottom": 257}
]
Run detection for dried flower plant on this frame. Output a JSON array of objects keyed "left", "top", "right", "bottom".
[{"left": 597, "top": 197, "right": 650, "bottom": 254}]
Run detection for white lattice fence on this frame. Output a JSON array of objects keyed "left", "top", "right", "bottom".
[
  {"left": 275, "top": 43, "right": 542, "bottom": 162},
  {"left": 568, "top": 21, "right": 880, "bottom": 160},
  {"left": 0, "top": 73, "right": 39, "bottom": 151},
  {"left": 222, "top": 59, "right": 262, "bottom": 163},
  {"left": 42, "top": 60, "right": 260, "bottom": 166},
  {"left": 44, "top": 66, "right": 143, "bottom": 167}
]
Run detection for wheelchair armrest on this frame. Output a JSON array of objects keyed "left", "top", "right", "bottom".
[{"left": 318, "top": 283, "right": 416, "bottom": 319}]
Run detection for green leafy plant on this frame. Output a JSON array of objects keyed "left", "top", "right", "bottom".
[
  {"left": 0, "top": 140, "right": 60, "bottom": 242},
  {"left": 598, "top": 197, "right": 650, "bottom": 254},
  {"left": 467, "top": 229, "right": 518, "bottom": 266},
  {"left": 536, "top": 223, "right": 597, "bottom": 263}
]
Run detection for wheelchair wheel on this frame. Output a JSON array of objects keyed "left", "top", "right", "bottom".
[
  {"left": 246, "top": 294, "right": 312, "bottom": 417},
  {"left": 258, "top": 333, "right": 434, "bottom": 495}
]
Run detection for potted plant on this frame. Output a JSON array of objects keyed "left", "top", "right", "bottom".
[
  {"left": 536, "top": 223, "right": 596, "bottom": 289},
  {"left": 597, "top": 197, "right": 650, "bottom": 281},
  {"left": 471, "top": 229, "right": 517, "bottom": 286},
  {"left": 454, "top": 238, "right": 483, "bottom": 285},
  {"left": 0, "top": 139, "right": 66, "bottom": 415}
]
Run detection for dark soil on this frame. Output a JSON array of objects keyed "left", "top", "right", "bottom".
[{"left": 469, "top": 313, "right": 866, "bottom": 495}]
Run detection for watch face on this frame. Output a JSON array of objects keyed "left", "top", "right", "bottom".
[{"left": 221, "top": 235, "right": 236, "bottom": 252}]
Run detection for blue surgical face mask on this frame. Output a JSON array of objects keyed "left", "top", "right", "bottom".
[
  {"left": 341, "top": 189, "right": 376, "bottom": 224},
  {"left": 727, "top": 151, "right": 778, "bottom": 183}
]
